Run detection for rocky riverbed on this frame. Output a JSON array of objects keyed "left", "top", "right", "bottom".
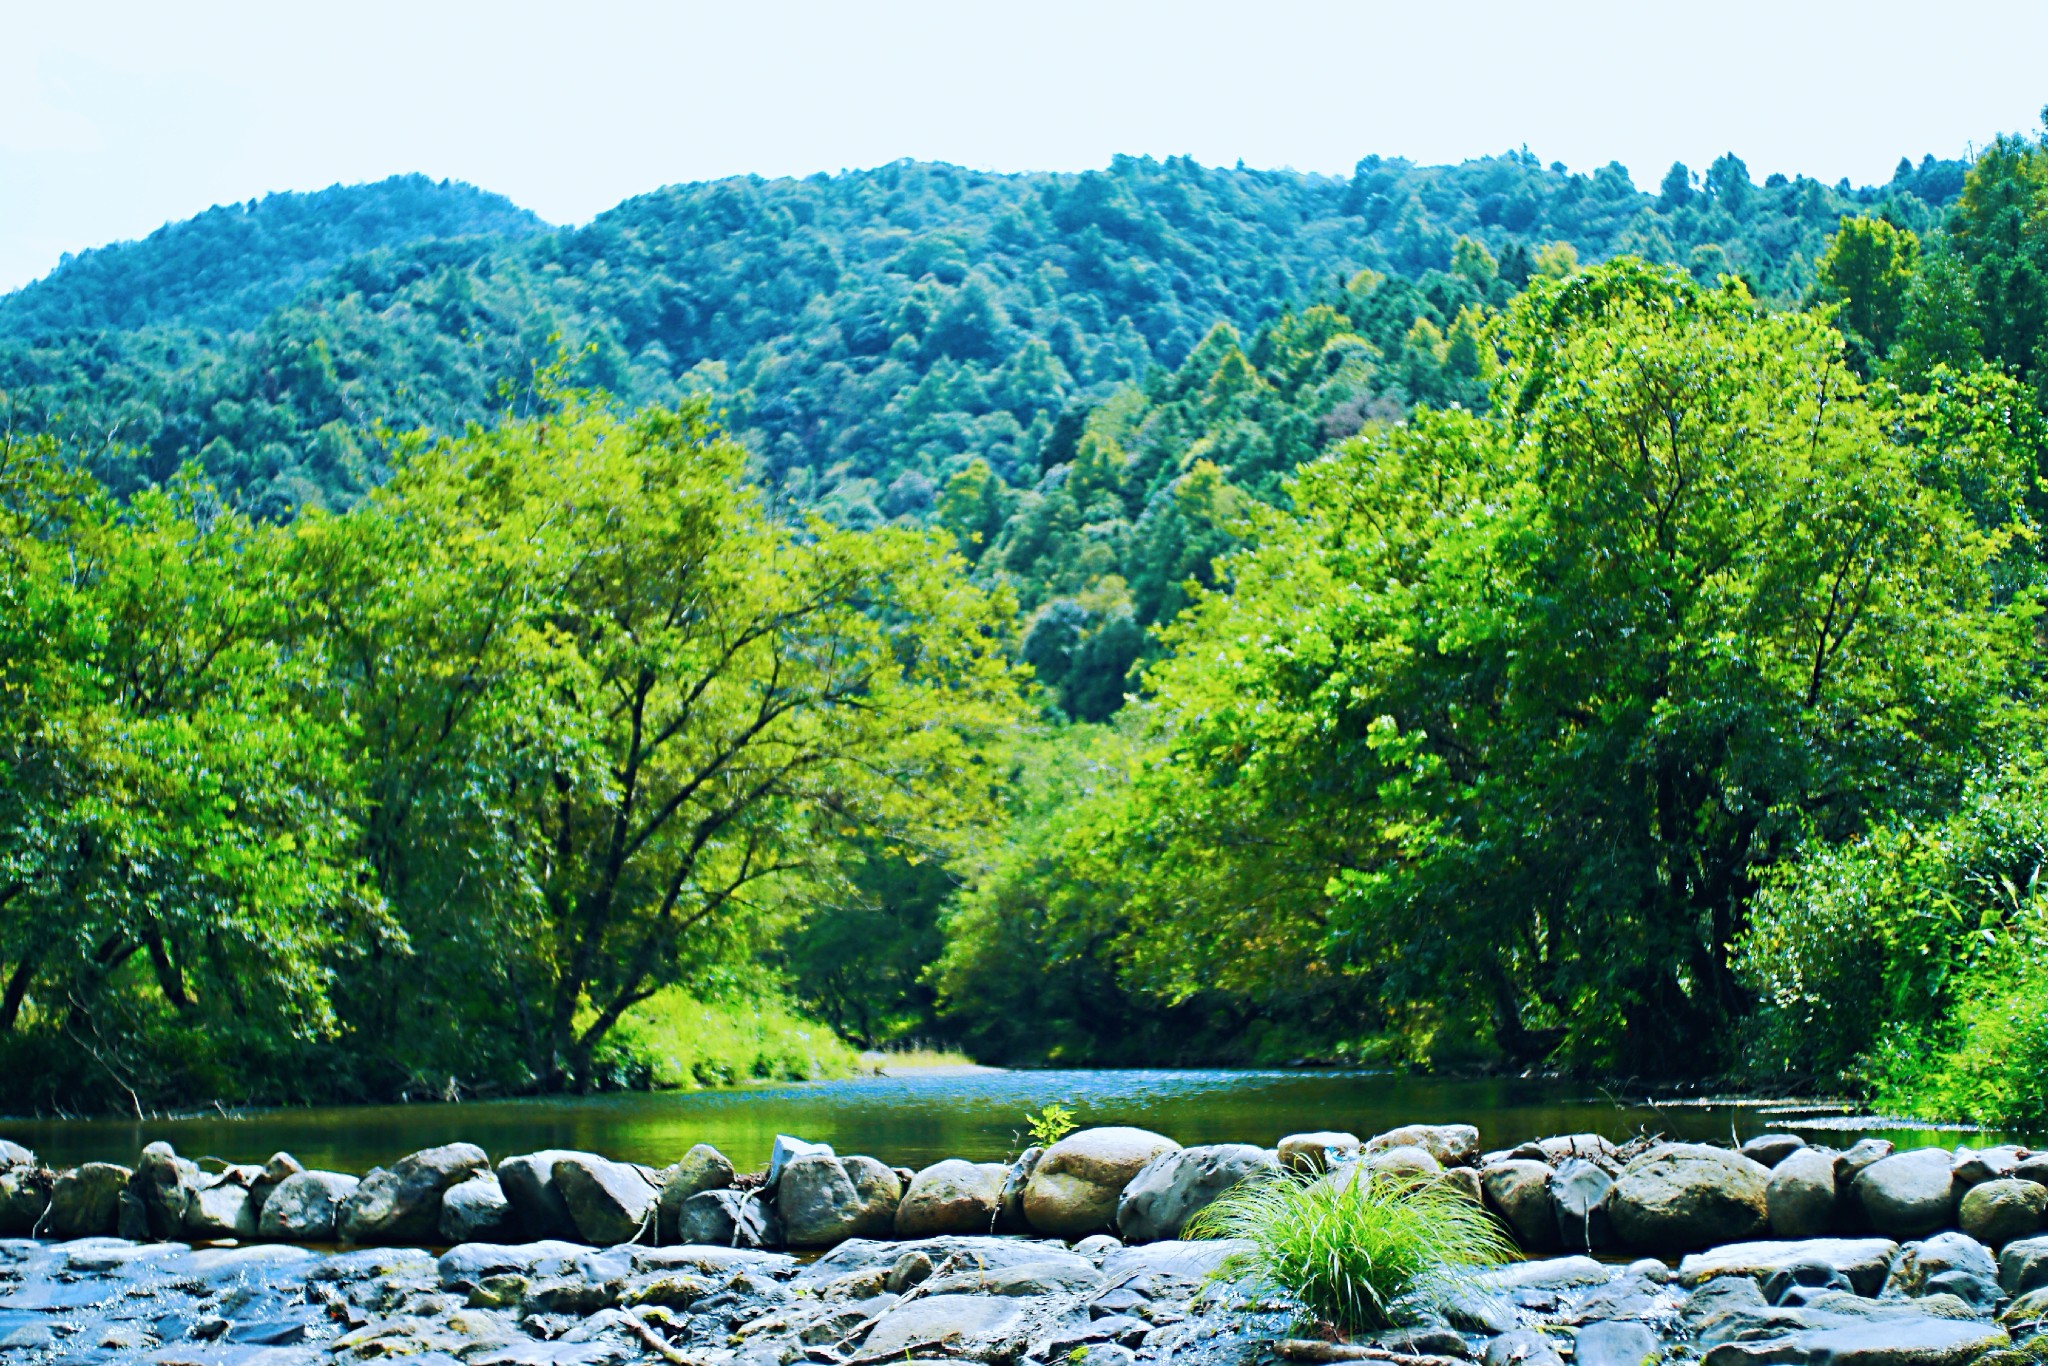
[{"left": 0, "top": 1123, "right": 2044, "bottom": 1364}]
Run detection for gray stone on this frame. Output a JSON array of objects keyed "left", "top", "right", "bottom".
[
  {"left": 495, "top": 1150, "right": 586, "bottom": 1241},
  {"left": 887, "top": 1249, "right": 935, "bottom": 1293},
  {"left": 1573, "top": 1320, "right": 1660, "bottom": 1366},
  {"left": 257, "top": 1170, "right": 358, "bottom": 1240},
  {"left": 779, "top": 1152, "right": 896, "bottom": 1246},
  {"left": 1960, "top": 1177, "right": 2046, "bottom": 1247},
  {"left": 1855, "top": 1148, "right": 1957, "bottom": 1241},
  {"left": 1835, "top": 1138, "right": 1897, "bottom": 1203},
  {"left": 1117, "top": 1143, "right": 1275, "bottom": 1242},
  {"left": 1740, "top": 1134, "right": 1808, "bottom": 1168},
  {"left": 1884, "top": 1231, "right": 1999, "bottom": 1307},
  {"left": 1770, "top": 1145, "right": 1842, "bottom": 1238},
  {"left": 1481, "top": 1327, "right": 1566, "bottom": 1366},
  {"left": 1364, "top": 1124, "right": 1481, "bottom": 1168},
  {"left": 896, "top": 1159, "right": 1006, "bottom": 1237},
  {"left": 183, "top": 1175, "right": 259, "bottom": 1238},
  {"left": 860, "top": 1293, "right": 1024, "bottom": 1358},
  {"left": 0, "top": 1140, "right": 32, "bottom": 1166},
  {"left": 997, "top": 1146, "right": 1040, "bottom": 1232},
  {"left": 1483, "top": 1159, "right": 1559, "bottom": 1252},
  {"left": 767, "top": 1134, "right": 834, "bottom": 1186},
  {"left": 2018, "top": 1155, "right": 2048, "bottom": 1186},
  {"left": 439, "top": 1173, "right": 518, "bottom": 1244},
  {"left": 1762, "top": 1260, "right": 1855, "bottom": 1304},
  {"left": 49, "top": 1163, "right": 130, "bottom": 1238},
  {"left": 845, "top": 1155, "right": 903, "bottom": 1232},
  {"left": 922, "top": 1256, "right": 1103, "bottom": 1297},
  {"left": 2001, "top": 1234, "right": 2048, "bottom": 1295},
  {"left": 0, "top": 1165, "right": 51, "bottom": 1235},
  {"left": 337, "top": 1142, "right": 488, "bottom": 1244},
  {"left": 1360, "top": 1144, "right": 1442, "bottom": 1181},
  {"left": 1952, "top": 1145, "right": 2025, "bottom": 1187},
  {"left": 1473, "top": 1255, "right": 1612, "bottom": 1291},
  {"left": 1677, "top": 1238, "right": 1900, "bottom": 1298},
  {"left": 1610, "top": 1143, "right": 1770, "bottom": 1254},
  {"left": 131, "top": 1142, "right": 200, "bottom": 1241},
  {"left": 1276, "top": 1131, "right": 1361, "bottom": 1173},
  {"left": 552, "top": 1153, "right": 658, "bottom": 1245},
  {"left": 1704, "top": 1316, "right": 2009, "bottom": 1365},
  {"left": 1533, "top": 1133, "right": 1621, "bottom": 1166},
  {"left": 1550, "top": 1156, "right": 1615, "bottom": 1253},
  {"left": 674, "top": 1187, "right": 780, "bottom": 1249},
  {"left": 655, "top": 1144, "right": 734, "bottom": 1242},
  {"left": 1022, "top": 1127, "right": 1180, "bottom": 1237}
]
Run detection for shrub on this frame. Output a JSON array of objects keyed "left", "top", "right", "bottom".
[{"left": 1186, "top": 1168, "right": 1512, "bottom": 1336}]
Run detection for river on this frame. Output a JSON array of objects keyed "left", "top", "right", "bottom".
[{"left": 5, "top": 1069, "right": 2023, "bottom": 1172}]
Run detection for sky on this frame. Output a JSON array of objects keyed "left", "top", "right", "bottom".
[{"left": 3, "top": 0, "right": 2046, "bottom": 292}]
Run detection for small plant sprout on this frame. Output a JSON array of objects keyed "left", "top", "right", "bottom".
[
  {"left": 1186, "top": 1165, "right": 1513, "bottom": 1337},
  {"left": 1024, "top": 1101, "right": 1079, "bottom": 1148}
]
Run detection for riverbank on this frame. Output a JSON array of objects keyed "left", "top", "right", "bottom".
[{"left": 3, "top": 1122, "right": 2046, "bottom": 1365}]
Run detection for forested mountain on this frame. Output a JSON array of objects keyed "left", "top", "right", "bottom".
[{"left": 17, "top": 133, "right": 2048, "bottom": 1118}]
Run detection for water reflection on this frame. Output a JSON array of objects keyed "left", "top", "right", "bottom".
[{"left": 8, "top": 1070, "right": 2029, "bottom": 1172}]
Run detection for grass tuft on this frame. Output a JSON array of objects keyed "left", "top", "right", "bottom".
[{"left": 1187, "top": 1166, "right": 1514, "bottom": 1336}]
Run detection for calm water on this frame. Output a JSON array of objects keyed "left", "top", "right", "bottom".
[{"left": 6, "top": 1070, "right": 2028, "bottom": 1173}]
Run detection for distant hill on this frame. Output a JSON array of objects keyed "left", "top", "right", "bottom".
[{"left": 0, "top": 175, "right": 546, "bottom": 339}]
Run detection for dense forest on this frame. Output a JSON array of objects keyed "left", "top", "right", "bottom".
[{"left": 6, "top": 125, "right": 2048, "bottom": 1125}]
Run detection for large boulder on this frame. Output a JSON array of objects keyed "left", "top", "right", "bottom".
[
  {"left": 130, "top": 1142, "right": 200, "bottom": 1241},
  {"left": 1549, "top": 1156, "right": 1615, "bottom": 1252},
  {"left": 656, "top": 1144, "right": 735, "bottom": 1242},
  {"left": 183, "top": 1172, "right": 260, "bottom": 1238},
  {"left": 778, "top": 1153, "right": 898, "bottom": 1246},
  {"left": 1117, "top": 1143, "right": 1275, "bottom": 1242},
  {"left": 1276, "top": 1132, "right": 1361, "bottom": 1174},
  {"left": 896, "top": 1159, "right": 1007, "bottom": 1237},
  {"left": 49, "top": 1163, "right": 131, "bottom": 1238},
  {"left": 1854, "top": 1147, "right": 1958, "bottom": 1241},
  {"left": 440, "top": 1173, "right": 519, "bottom": 1244},
  {"left": 1365, "top": 1124, "right": 1481, "bottom": 1168},
  {"left": 1608, "top": 1143, "right": 1769, "bottom": 1254},
  {"left": 337, "top": 1142, "right": 488, "bottom": 1244},
  {"left": 2001, "top": 1234, "right": 2048, "bottom": 1296},
  {"left": 1833, "top": 1137, "right": 1895, "bottom": 1206},
  {"left": 496, "top": 1150, "right": 589, "bottom": 1241},
  {"left": 257, "top": 1170, "right": 358, "bottom": 1240},
  {"left": 1767, "top": 1145, "right": 1840, "bottom": 1238},
  {"left": 1960, "top": 1177, "right": 2046, "bottom": 1247},
  {"left": 1884, "top": 1230, "right": 2001, "bottom": 1308},
  {"left": 1023, "top": 1128, "right": 1180, "bottom": 1237},
  {"left": 1953, "top": 1145, "right": 2025, "bottom": 1187},
  {"left": 859, "top": 1293, "right": 1024, "bottom": 1359},
  {"left": 674, "top": 1188, "right": 780, "bottom": 1249},
  {"left": 1676, "top": 1236, "right": 1898, "bottom": 1297},
  {"left": 553, "top": 1153, "right": 659, "bottom": 1245},
  {"left": 1481, "top": 1160, "right": 1558, "bottom": 1252}
]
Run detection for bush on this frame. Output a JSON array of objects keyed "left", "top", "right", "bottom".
[
  {"left": 1187, "top": 1168, "right": 1512, "bottom": 1336},
  {"left": 609, "top": 987, "right": 859, "bottom": 1089}
]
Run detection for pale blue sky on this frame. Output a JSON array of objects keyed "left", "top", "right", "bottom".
[{"left": 4, "top": 0, "right": 2045, "bottom": 292}]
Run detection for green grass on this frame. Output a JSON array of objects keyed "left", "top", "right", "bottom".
[
  {"left": 1187, "top": 1167, "right": 1514, "bottom": 1336},
  {"left": 613, "top": 988, "right": 860, "bottom": 1089},
  {"left": 857, "top": 1043, "right": 982, "bottom": 1073}
]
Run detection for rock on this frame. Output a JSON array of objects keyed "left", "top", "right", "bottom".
[
  {"left": 0, "top": 1165, "right": 51, "bottom": 1235},
  {"left": 496, "top": 1150, "right": 587, "bottom": 1241},
  {"left": 1677, "top": 1237, "right": 1899, "bottom": 1297},
  {"left": 1364, "top": 1124, "right": 1481, "bottom": 1168},
  {"left": 337, "top": 1142, "right": 488, "bottom": 1244},
  {"left": 1704, "top": 1317, "right": 2010, "bottom": 1366},
  {"left": 1740, "top": 1134, "right": 1807, "bottom": 1168},
  {"left": 1885, "top": 1231, "right": 2001, "bottom": 1309},
  {"left": 183, "top": 1175, "right": 259, "bottom": 1238},
  {"left": 1835, "top": 1137, "right": 1897, "bottom": 1204},
  {"left": 1534, "top": 1133, "right": 1620, "bottom": 1166},
  {"left": 845, "top": 1155, "right": 903, "bottom": 1229},
  {"left": 1762, "top": 1259, "right": 1855, "bottom": 1304},
  {"left": 1480, "top": 1327, "right": 1566, "bottom": 1366},
  {"left": 1961, "top": 1178, "right": 2047, "bottom": 1247},
  {"left": 1098, "top": 1237, "right": 1255, "bottom": 1281},
  {"left": 1550, "top": 1156, "right": 1615, "bottom": 1252},
  {"left": 656, "top": 1144, "right": 734, "bottom": 1242},
  {"left": 860, "top": 1293, "right": 1024, "bottom": 1358},
  {"left": 922, "top": 1254, "right": 1102, "bottom": 1298},
  {"left": 767, "top": 1134, "right": 834, "bottom": 1186},
  {"left": 130, "top": 1142, "right": 200, "bottom": 1240},
  {"left": 1022, "top": 1126, "right": 1180, "bottom": 1237},
  {"left": 1363, "top": 1144, "right": 1442, "bottom": 1181},
  {"left": 1953, "top": 1145, "right": 2025, "bottom": 1187},
  {"left": 1117, "top": 1143, "right": 1275, "bottom": 1241},
  {"left": 2002, "top": 1285, "right": 2048, "bottom": 1327},
  {"left": 675, "top": 1188, "right": 780, "bottom": 1248},
  {"left": 2002, "top": 1234, "right": 2048, "bottom": 1295},
  {"left": 1472, "top": 1255, "right": 1613, "bottom": 1291},
  {"left": 887, "top": 1249, "right": 935, "bottom": 1293},
  {"left": 1438, "top": 1164, "right": 1484, "bottom": 1207},
  {"left": 1573, "top": 1320, "right": 1660, "bottom": 1366},
  {"left": 440, "top": 1173, "right": 518, "bottom": 1243},
  {"left": 1276, "top": 1131, "right": 1361, "bottom": 1173},
  {"left": 779, "top": 1152, "right": 897, "bottom": 1246},
  {"left": 551, "top": 1153, "right": 658, "bottom": 1245},
  {"left": 2018, "top": 1155, "right": 2048, "bottom": 1186},
  {"left": 996, "top": 1146, "right": 1040, "bottom": 1232},
  {"left": 1855, "top": 1148, "right": 1958, "bottom": 1241},
  {"left": 1482, "top": 1159, "right": 1559, "bottom": 1252},
  {"left": 0, "top": 1140, "right": 32, "bottom": 1166},
  {"left": 49, "top": 1163, "right": 130, "bottom": 1238},
  {"left": 1609, "top": 1144, "right": 1771, "bottom": 1254},
  {"left": 1071, "top": 1233, "right": 1121, "bottom": 1263},
  {"left": 896, "top": 1159, "right": 1007, "bottom": 1237},
  {"left": 257, "top": 1170, "right": 359, "bottom": 1240},
  {"left": 1769, "top": 1145, "right": 1842, "bottom": 1238}
]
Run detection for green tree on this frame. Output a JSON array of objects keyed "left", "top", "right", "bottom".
[{"left": 1814, "top": 215, "right": 1920, "bottom": 364}]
